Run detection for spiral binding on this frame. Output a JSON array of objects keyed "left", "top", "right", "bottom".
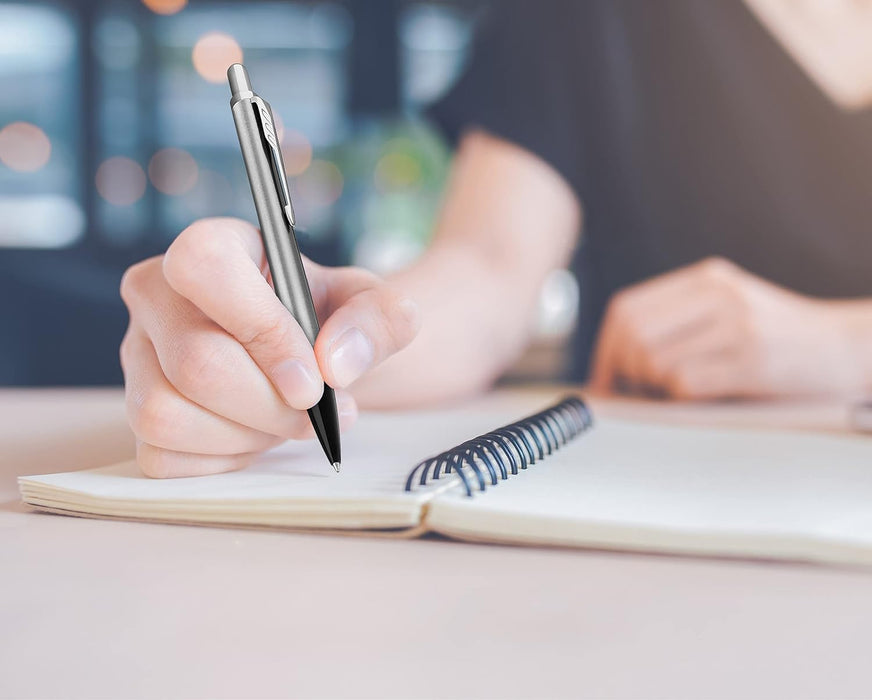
[{"left": 404, "top": 395, "right": 593, "bottom": 497}]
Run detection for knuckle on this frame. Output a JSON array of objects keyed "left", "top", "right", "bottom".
[
  {"left": 119, "top": 330, "right": 133, "bottom": 373},
  {"left": 629, "top": 320, "right": 656, "bottom": 348},
  {"left": 644, "top": 349, "right": 669, "bottom": 378},
  {"left": 172, "top": 218, "right": 217, "bottom": 250},
  {"left": 127, "top": 387, "right": 178, "bottom": 446},
  {"left": 237, "top": 313, "right": 310, "bottom": 362},
  {"left": 666, "top": 368, "right": 699, "bottom": 400},
  {"left": 164, "top": 218, "right": 253, "bottom": 295},
  {"left": 167, "top": 334, "right": 226, "bottom": 398},
  {"left": 733, "top": 281, "right": 756, "bottom": 310},
  {"left": 378, "top": 287, "right": 420, "bottom": 348},
  {"left": 163, "top": 221, "right": 220, "bottom": 294},
  {"left": 237, "top": 314, "right": 286, "bottom": 348},
  {"left": 734, "top": 307, "right": 756, "bottom": 336},
  {"left": 351, "top": 295, "right": 405, "bottom": 356},
  {"left": 120, "top": 257, "right": 161, "bottom": 308},
  {"left": 608, "top": 289, "right": 636, "bottom": 322},
  {"left": 137, "top": 444, "right": 173, "bottom": 479},
  {"left": 698, "top": 256, "right": 737, "bottom": 281}
]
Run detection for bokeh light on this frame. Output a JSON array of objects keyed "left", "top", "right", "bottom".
[
  {"left": 0, "top": 122, "right": 51, "bottom": 173},
  {"left": 148, "top": 148, "right": 199, "bottom": 195},
  {"left": 281, "top": 129, "right": 313, "bottom": 176},
  {"left": 353, "top": 229, "right": 425, "bottom": 275},
  {"left": 192, "top": 32, "right": 243, "bottom": 84},
  {"left": 295, "top": 159, "right": 343, "bottom": 208},
  {"left": 374, "top": 151, "right": 421, "bottom": 191},
  {"left": 96, "top": 157, "right": 147, "bottom": 206},
  {"left": 141, "top": 0, "right": 187, "bottom": 15}
]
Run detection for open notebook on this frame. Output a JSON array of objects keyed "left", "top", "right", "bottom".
[{"left": 19, "top": 394, "right": 872, "bottom": 566}]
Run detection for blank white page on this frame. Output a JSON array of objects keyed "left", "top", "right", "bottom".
[
  {"left": 425, "top": 418, "right": 872, "bottom": 565},
  {"left": 19, "top": 405, "right": 512, "bottom": 530}
]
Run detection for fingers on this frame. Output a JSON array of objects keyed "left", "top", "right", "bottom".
[
  {"left": 123, "top": 256, "right": 363, "bottom": 440},
  {"left": 135, "top": 440, "right": 258, "bottom": 479},
  {"left": 162, "top": 218, "right": 324, "bottom": 409},
  {"left": 162, "top": 217, "right": 421, "bottom": 400},
  {"left": 652, "top": 319, "right": 743, "bottom": 383},
  {"left": 590, "top": 257, "right": 754, "bottom": 398},
  {"left": 123, "top": 256, "right": 316, "bottom": 437},
  {"left": 121, "top": 324, "right": 285, "bottom": 455},
  {"left": 310, "top": 265, "right": 422, "bottom": 388},
  {"left": 134, "top": 390, "right": 359, "bottom": 479},
  {"left": 121, "top": 318, "right": 360, "bottom": 478},
  {"left": 662, "top": 354, "right": 747, "bottom": 400},
  {"left": 120, "top": 217, "right": 371, "bottom": 479},
  {"left": 591, "top": 283, "right": 723, "bottom": 393}
]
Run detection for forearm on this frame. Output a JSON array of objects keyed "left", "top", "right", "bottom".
[
  {"left": 350, "top": 243, "right": 541, "bottom": 408},
  {"left": 349, "top": 130, "right": 581, "bottom": 409}
]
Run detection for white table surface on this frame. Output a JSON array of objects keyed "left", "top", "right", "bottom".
[{"left": 2, "top": 386, "right": 872, "bottom": 699}]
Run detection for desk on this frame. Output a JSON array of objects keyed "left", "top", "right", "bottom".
[{"left": 2, "top": 387, "right": 871, "bottom": 699}]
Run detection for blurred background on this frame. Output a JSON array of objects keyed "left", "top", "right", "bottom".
[{"left": 0, "top": 0, "right": 578, "bottom": 387}]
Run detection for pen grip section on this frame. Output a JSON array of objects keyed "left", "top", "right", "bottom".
[{"left": 267, "top": 224, "right": 321, "bottom": 346}]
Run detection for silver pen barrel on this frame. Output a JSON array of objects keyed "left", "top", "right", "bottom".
[{"left": 227, "top": 63, "right": 318, "bottom": 345}]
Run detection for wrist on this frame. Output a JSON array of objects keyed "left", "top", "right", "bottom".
[
  {"left": 352, "top": 246, "right": 508, "bottom": 407},
  {"left": 825, "top": 299, "right": 872, "bottom": 396}
]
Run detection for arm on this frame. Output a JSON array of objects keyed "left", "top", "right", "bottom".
[
  {"left": 119, "top": 129, "right": 580, "bottom": 476},
  {"left": 350, "top": 129, "right": 581, "bottom": 407}
]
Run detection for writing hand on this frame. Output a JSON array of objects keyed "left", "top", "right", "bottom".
[{"left": 120, "top": 217, "right": 421, "bottom": 477}]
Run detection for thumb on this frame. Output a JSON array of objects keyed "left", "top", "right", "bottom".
[{"left": 309, "top": 265, "right": 422, "bottom": 388}]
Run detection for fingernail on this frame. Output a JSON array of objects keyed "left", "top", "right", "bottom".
[
  {"left": 272, "top": 359, "right": 323, "bottom": 409},
  {"left": 329, "top": 327, "right": 374, "bottom": 387}
]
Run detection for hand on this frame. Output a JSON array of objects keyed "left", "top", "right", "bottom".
[
  {"left": 590, "top": 257, "right": 860, "bottom": 400},
  {"left": 120, "top": 217, "right": 421, "bottom": 478}
]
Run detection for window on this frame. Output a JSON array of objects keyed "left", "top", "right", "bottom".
[
  {"left": 0, "top": 0, "right": 478, "bottom": 262},
  {"left": 0, "top": 0, "right": 483, "bottom": 386},
  {"left": 94, "top": 1, "right": 354, "bottom": 246},
  {"left": 0, "top": 3, "right": 83, "bottom": 248}
]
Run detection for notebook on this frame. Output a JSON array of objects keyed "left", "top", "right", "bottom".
[{"left": 18, "top": 394, "right": 872, "bottom": 566}]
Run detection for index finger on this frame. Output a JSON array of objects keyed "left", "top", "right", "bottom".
[{"left": 162, "top": 217, "right": 323, "bottom": 409}]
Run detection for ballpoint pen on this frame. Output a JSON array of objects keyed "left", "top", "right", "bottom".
[{"left": 227, "top": 63, "right": 341, "bottom": 472}]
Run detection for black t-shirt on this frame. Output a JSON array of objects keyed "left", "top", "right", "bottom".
[{"left": 429, "top": 1, "right": 872, "bottom": 380}]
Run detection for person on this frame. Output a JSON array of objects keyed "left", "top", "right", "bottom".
[{"left": 120, "top": 0, "right": 872, "bottom": 477}]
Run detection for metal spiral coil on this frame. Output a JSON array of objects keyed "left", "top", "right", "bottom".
[{"left": 404, "top": 395, "right": 593, "bottom": 497}]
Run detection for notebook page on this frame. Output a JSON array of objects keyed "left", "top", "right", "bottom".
[
  {"left": 425, "top": 418, "right": 872, "bottom": 565},
  {"left": 19, "top": 403, "right": 517, "bottom": 530}
]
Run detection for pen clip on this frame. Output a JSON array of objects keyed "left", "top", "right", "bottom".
[{"left": 251, "top": 97, "right": 296, "bottom": 229}]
